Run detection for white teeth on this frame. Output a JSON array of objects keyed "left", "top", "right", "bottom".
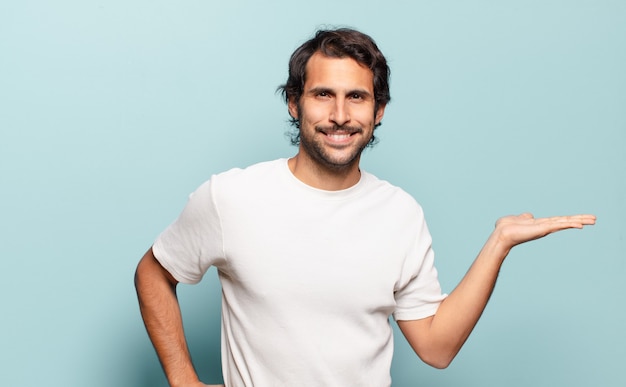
[{"left": 328, "top": 134, "right": 350, "bottom": 140}]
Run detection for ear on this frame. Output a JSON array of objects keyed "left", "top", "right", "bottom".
[
  {"left": 374, "top": 104, "right": 386, "bottom": 125},
  {"left": 288, "top": 97, "right": 299, "bottom": 120}
]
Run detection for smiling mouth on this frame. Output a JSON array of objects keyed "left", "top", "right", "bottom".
[
  {"left": 326, "top": 133, "right": 352, "bottom": 140},
  {"left": 317, "top": 125, "right": 362, "bottom": 139}
]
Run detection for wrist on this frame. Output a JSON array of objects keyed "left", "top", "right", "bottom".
[
  {"left": 169, "top": 373, "right": 201, "bottom": 387},
  {"left": 483, "top": 230, "right": 512, "bottom": 263}
]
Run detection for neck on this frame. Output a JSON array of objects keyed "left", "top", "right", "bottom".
[{"left": 288, "top": 153, "right": 362, "bottom": 191}]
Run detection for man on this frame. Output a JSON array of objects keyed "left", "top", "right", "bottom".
[{"left": 135, "top": 28, "right": 595, "bottom": 387}]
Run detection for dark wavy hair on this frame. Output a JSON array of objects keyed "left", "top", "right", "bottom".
[{"left": 278, "top": 28, "right": 391, "bottom": 146}]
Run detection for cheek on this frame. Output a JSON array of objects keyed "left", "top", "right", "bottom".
[
  {"left": 353, "top": 107, "right": 378, "bottom": 126},
  {"left": 300, "top": 102, "right": 328, "bottom": 124}
]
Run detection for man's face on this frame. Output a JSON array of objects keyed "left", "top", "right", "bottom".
[{"left": 288, "top": 52, "right": 385, "bottom": 171}]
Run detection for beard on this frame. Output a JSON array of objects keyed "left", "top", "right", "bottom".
[{"left": 299, "top": 123, "right": 373, "bottom": 171}]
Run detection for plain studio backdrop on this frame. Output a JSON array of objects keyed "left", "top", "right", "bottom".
[{"left": 1, "top": 1, "right": 624, "bottom": 386}]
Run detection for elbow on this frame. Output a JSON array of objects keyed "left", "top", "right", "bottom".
[
  {"left": 419, "top": 350, "right": 457, "bottom": 369},
  {"left": 425, "top": 357, "right": 453, "bottom": 370}
]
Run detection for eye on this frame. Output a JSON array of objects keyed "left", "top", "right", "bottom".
[
  {"left": 314, "top": 90, "right": 332, "bottom": 99},
  {"left": 350, "top": 93, "right": 363, "bottom": 100}
]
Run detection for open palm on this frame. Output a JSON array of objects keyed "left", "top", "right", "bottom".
[{"left": 494, "top": 213, "right": 596, "bottom": 249}]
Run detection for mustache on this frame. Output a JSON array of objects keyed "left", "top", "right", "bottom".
[{"left": 315, "top": 124, "right": 363, "bottom": 134}]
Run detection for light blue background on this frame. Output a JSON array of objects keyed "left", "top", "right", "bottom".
[{"left": 1, "top": 1, "right": 624, "bottom": 386}]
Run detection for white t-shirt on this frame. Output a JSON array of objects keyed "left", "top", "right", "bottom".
[{"left": 153, "top": 159, "right": 446, "bottom": 387}]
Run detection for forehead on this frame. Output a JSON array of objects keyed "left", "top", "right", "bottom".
[{"left": 304, "top": 52, "right": 374, "bottom": 92}]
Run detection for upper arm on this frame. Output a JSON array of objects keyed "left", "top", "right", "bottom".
[
  {"left": 135, "top": 248, "right": 179, "bottom": 289},
  {"left": 397, "top": 316, "right": 434, "bottom": 357},
  {"left": 396, "top": 316, "right": 453, "bottom": 369}
]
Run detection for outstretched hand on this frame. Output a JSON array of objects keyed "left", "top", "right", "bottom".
[{"left": 493, "top": 213, "right": 596, "bottom": 251}]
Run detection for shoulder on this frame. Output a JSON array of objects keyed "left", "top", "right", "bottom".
[
  {"left": 200, "top": 159, "right": 288, "bottom": 207},
  {"left": 361, "top": 171, "right": 425, "bottom": 216},
  {"left": 215, "top": 159, "right": 284, "bottom": 180},
  {"left": 184, "top": 159, "right": 284, "bottom": 201},
  {"left": 210, "top": 159, "right": 285, "bottom": 188}
]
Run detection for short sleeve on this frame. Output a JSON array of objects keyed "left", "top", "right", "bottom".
[
  {"left": 152, "top": 178, "right": 225, "bottom": 284},
  {"left": 393, "top": 210, "right": 447, "bottom": 321}
]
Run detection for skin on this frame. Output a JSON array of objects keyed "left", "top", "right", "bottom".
[
  {"left": 287, "top": 52, "right": 385, "bottom": 190},
  {"left": 134, "top": 51, "right": 596, "bottom": 385},
  {"left": 396, "top": 213, "right": 596, "bottom": 368},
  {"left": 135, "top": 249, "right": 219, "bottom": 387}
]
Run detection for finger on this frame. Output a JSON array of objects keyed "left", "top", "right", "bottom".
[
  {"left": 537, "top": 214, "right": 596, "bottom": 224},
  {"left": 576, "top": 214, "right": 597, "bottom": 224},
  {"left": 541, "top": 215, "right": 596, "bottom": 231}
]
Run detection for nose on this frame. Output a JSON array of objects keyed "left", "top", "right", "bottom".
[{"left": 329, "top": 98, "right": 350, "bottom": 126}]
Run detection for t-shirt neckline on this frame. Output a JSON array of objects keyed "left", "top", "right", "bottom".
[{"left": 279, "top": 158, "right": 369, "bottom": 200}]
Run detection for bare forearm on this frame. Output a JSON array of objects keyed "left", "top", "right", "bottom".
[
  {"left": 135, "top": 249, "right": 201, "bottom": 387},
  {"left": 436, "top": 213, "right": 596, "bottom": 341},
  {"left": 428, "top": 234, "right": 509, "bottom": 362},
  {"left": 399, "top": 213, "right": 595, "bottom": 368}
]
